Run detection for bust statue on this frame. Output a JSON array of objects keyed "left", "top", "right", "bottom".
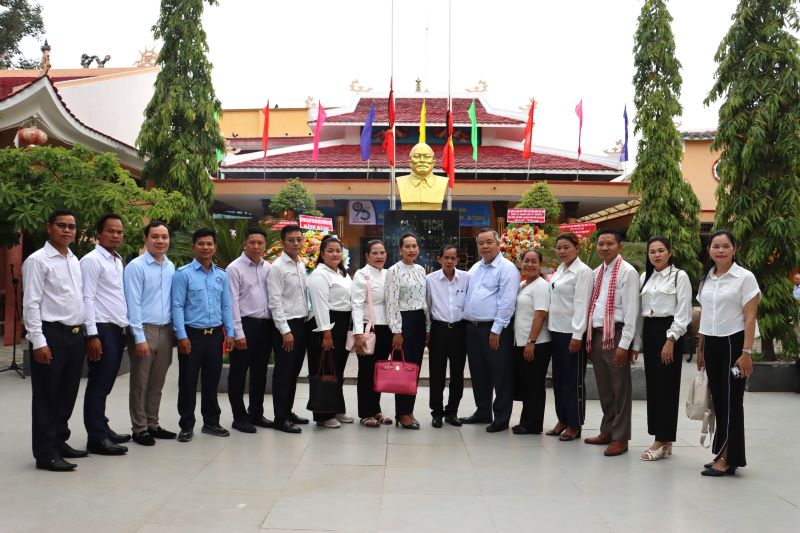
[{"left": 395, "top": 143, "right": 449, "bottom": 210}]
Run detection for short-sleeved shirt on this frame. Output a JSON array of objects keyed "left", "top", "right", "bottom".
[
  {"left": 514, "top": 277, "right": 551, "bottom": 346},
  {"left": 697, "top": 263, "right": 760, "bottom": 337}
]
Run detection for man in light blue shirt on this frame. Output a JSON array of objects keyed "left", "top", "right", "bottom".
[
  {"left": 460, "top": 228, "right": 521, "bottom": 432},
  {"left": 123, "top": 221, "right": 177, "bottom": 446},
  {"left": 171, "top": 228, "right": 235, "bottom": 443},
  {"left": 793, "top": 274, "right": 800, "bottom": 301}
]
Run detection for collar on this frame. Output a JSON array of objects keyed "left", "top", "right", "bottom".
[
  {"left": 241, "top": 252, "right": 264, "bottom": 266},
  {"left": 653, "top": 265, "right": 674, "bottom": 278},
  {"left": 602, "top": 254, "right": 621, "bottom": 271},
  {"left": 410, "top": 174, "right": 434, "bottom": 188},
  {"left": 480, "top": 252, "right": 503, "bottom": 268},
  {"left": 711, "top": 262, "right": 743, "bottom": 280},
  {"left": 190, "top": 258, "right": 217, "bottom": 271},
  {"left": 44, "top": 240, "right": 74, "bottom": 258},
  {"left": 277, "top": 251, "right": 302, "bottom": 266},
  {"left": 364, "top": 264, "right": 383, "bottom": 275},
  {"left": 95, "top": 243, "right": 121, "bottom": 261},
  {"left": 561, "top": 256, "right": 584, "bottom": 273},
  {"left": 144, "top": 250, "right": 170, "bottom": 265}
]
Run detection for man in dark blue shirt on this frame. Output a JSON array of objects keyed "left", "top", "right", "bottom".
[{"left": 171, "top": 229, "right": 235, "bottom": 442}]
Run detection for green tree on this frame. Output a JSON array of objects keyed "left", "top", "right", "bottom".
[
  {"left": 0, "top": 0, "right": 44, "bottom": 69},
  {"left": 269, "top": 178, "right": 323, "bottom": 218},
  {"left": 136, "top": 0, "right": 224, "bottom": 223},
  {"left": 0, "top": 145, "right": 192, "bottom": 257},
  {"left": 514, "top": 181, "right": 561, "bottom": 235},
  {"left": 705, "top": 0, "right": 800, "bottom": 359},
  {"left": 627, "top": 0, "right": 702, "bottom": 282}
]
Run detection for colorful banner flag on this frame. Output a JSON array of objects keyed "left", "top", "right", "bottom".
[
  {"left": 214, "top": 110, "right": 223, "bottom": 163},
  {"left": 467, "top": 99, "right": 478, "bottom": 161},
  {"left": 312, "top": 102, "right": 327, "bottom": 161},
  {"left": 575, "top": 99, "right": 583, "bottom": 157},
  {"left": 382, "top": 79, "right": 396, "bottom": 166},
  {"left": 419, "top": 99, "right": 427, "bottom": 144},
  {"left": 360, "top": 102, "right": 375, "bottom": 161},
  {"left": 441, "top": 104, "right": 455, "bottom": 188},
  {"left": 262, "top": 101, "right": 270, "bottom": 155},
  {"left": 522, "top": 100, "right": 535, "bottom": 159},
  {"left": 620, "top": 104, "right": 629, "bottom": 163}
]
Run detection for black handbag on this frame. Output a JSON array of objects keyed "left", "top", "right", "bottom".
[{"left": 306, "top": 349, "right": 345, "bottom": 414}]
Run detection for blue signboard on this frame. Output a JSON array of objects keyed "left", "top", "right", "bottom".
[{"left": 370, "top": 200, "right": 488, "bottom": 227}]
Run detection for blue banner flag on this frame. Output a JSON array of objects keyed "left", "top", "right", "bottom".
[
  {"left": 620, "top": 105, "right": 629, "bottom": 163},
  {"left": 360, "top": 102, "right": 376, "bottom": 161}
]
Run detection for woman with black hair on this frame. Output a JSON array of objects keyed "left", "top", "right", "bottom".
[
  {"left": 697, "top": 230, "right": 760, "bottom": 476},
  {"left": 307, "top": 235, "right": 353, "bottom": 428},
  {"left": 637, "top": 237, "right": 692, "bottom": 461}
]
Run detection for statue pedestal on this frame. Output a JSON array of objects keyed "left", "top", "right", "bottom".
[{"left": 384, "top": 210, "right": 460, "bottom": 271}]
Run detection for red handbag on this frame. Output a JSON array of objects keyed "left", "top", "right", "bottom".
[{"left": 373, "top": 349, "right": 420, "bottom": 395}]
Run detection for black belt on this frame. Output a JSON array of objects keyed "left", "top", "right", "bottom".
[
  {"left": 42, "top": 321, "right": 83, "bottom": 335},
  {"left": 465, "top": 320, "right": 494, "bottom": 328},
  {"left": 242, "top": 316, "right": 272, "bottom": 325},
  {"left": 186, "top": 325, "right": 222, "bottom": 336},
  {"left": 432, "top": 319, "right": 465, "bottom": 329},
  {"left": 96, "top": 322, "right": 127, "bottom": 334},
  {"left": 592, "top": 322, "right": 624, "bottom": 330}
]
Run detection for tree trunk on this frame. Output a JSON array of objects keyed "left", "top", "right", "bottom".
[{"left": 761, "top": 337, "right": 776, "bottom": 361}]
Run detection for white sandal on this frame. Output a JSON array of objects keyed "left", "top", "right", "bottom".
[{"left": 640, "top": 444, "right": 671, "bottom": 461}]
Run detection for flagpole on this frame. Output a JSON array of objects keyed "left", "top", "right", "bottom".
[
  {"left": 366, "top": 158, "right": 371, "bottom": 179},
  {"left": 446, "top": 0, "right": 453, "bottom": 211},
  {"left": 525, "top": 157, "right": 532, "bottom": 181},
  {"left": 389, "top": 0, "right": 397, "bottom": 210}
]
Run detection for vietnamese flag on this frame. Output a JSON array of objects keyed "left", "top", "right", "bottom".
[
  {"left": 575, "top": 99, "right": 583, "bottom": 157},
  {"left": 441, "top": 106, "right": 455, "bottom": 188},
  {"left": 382, "top": 78, "right": 396, "bottom": 166},
  {"left": 262, "top": 101, "right": 269, "bottom": 155},
  {"left": 311, "top": 102, "right": 327, "bottom": 161},
  {"left": 522, "top": 100, "right": 535, "bottom": 159}
]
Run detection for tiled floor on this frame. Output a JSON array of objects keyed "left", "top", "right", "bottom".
[{"left": 1, "top": 357, "right": 799, "bottom": 532}]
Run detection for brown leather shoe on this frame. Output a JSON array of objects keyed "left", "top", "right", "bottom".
[
  {"left": 604, "top": 440, "right": 629, "bottom": 456},
  {"left": 584, "top": 433, "right": 612, "bottom": 445}
]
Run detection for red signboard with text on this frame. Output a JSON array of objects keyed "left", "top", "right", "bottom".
[
  {"left": 299, "top": 215, "right": 334, "bottom": 231},
  {"left": 507, "top": 208, "right": 546, "bottom": 224},
  {"left": 558, "top": 222, "right": 597, "bottom": 238}
]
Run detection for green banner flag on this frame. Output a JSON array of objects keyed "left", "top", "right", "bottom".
[{"left": 467, "top": 100, "right": 478, "bottom": 160}]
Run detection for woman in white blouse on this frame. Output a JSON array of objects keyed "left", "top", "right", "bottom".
[
  {"left": 512, "top": 249, "right": 552, "bottom": 435},
  {"left": 638, "top": 237, "right": 692, "bottom": 461},
  {"left": 697, "top": 230, "right": 760, "bottom": 477},
  {"left": 385, "top": 233, "right": 428, "bottom": 430},
  {"left": 307, "top": 236, "right": 353, "bottom": 428},
  {"left": 546, "top": 233, "right": 593, "bottom": 441},
  {"left": 351, "top": 240, "right": 393, "bottom": 428}
]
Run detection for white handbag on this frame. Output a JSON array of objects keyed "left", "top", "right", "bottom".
[
  {"left": 686, "top": 371, "right": 715, "bottom": 448},
  {"left": 346, "top": 272, "right": 376, "bottom": 355}
]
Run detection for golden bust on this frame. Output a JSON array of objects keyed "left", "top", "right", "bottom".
[{"left": 395, "top": 143, "right": 449, "bottom": 210}]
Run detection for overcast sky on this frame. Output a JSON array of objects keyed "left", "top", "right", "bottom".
[{"left": 19, "top": 0, "right": 743, "bottom": 159}]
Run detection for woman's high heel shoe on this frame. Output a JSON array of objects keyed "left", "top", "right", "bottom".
[
  {"left": 396, "top": 417, "right": 420, "bottom": 430},
  {"left": 640, "top": 444, "right": 671, "bottom": 461},
  {"left": 559, "top": 427, "right": 582, "bottom": 441}
]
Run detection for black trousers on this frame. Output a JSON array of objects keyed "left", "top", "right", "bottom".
[
  {"left": 705, "top": 331, "right": 747, "bottom": 467},
  {"left": 84, "top": 323, "right": 126, "bottom": 442},
  {"left": 271, "top": 317, "right": 309, "bottom": 423},
  {"left": 395, "top": 309, "right": 426, "bottom": 416},
  {"left": 549, "top": 331, "right": 584, "bottom": 429},
  {"left": 31, "top": 322, "right": 85, "bottom": 461},
  {"left": 228, "top": 317, "right": 274, "bottom": 422},
  {"left": 643, "top": 317, "right": 683, "bottom": 442},
  {"left": 466, "top": 322, "right": 514, "bottom": 426},
  {"left": 356, "top": 324, "right": 391, "bottom": 418},
  {"left": 428, "top": 320, "right": 467, "bottom": 417},
  {"left": 513, "top": 342, "right": 552, "bottom": 432},
  {"left": 307, "top": 311, "right": 351, "bottom": 422},
  {"left": 177, "top": 326, "right": 223, "bottom": 431}
]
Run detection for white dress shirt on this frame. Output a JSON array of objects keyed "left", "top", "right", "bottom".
[
  {"left": 385, "top": 261, "right": 428, "bottom": 334},
  {"left": 22, "top": 241, "right": 85, "bottom": 350},
  {"left": 351, "top": 265, "right": 387, "bottom": 334},
  {"left": 638, "top": 266, "right": 692, "bottom": 340},
  {"left": 80, "top": 244, "right": 128, "bottom": 335},
  {"left": 426, "top": 269, "right": 469, "bottom": 327},
  {"left": 590, "top": 255, "right": 640, "bottom": 351},
  {"left": 698, "top": 263, "right": 760, "bottom": 337},
  {"left": 548, "top": 257, "right": 593, "bottom": 340},
  {"left": 267, "top": 252, "right": 309, "bottom": 335},
  {"left": 514, "top": 277, "right": 552, "bottom": 346},
  {"left": 227, "top": 253, "right": 271, "bottom": 340},
  {"left": 308, "top": 264, "right": 352, "bottom": 332}
]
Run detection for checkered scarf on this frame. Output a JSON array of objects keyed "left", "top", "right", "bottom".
[{"left": 586, "top": 256, "right": 622, "bottom": 352}]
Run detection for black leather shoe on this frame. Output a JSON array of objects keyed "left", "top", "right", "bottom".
[
  {"left": 201, "top": 424, "right": 230, "bottom": 437},
  {"left": 132, "top": 431, "right": 156, "bottom": 446},
  {"left": 232, "top": 420, "right": 257, "bottom": 433},
  {"left": 274, "top": 420, "right": 302, "bottom": 434},
  {"left": 444, "top": 414, "right": 462, "bottom": 427},
  {"left": 289, "top": 412, "right": 309, "bottom": 425},
  {"left": 486, "top": 422, "right": 509, "bottom": 433},
  {"left": 459, "top": 414, "right": 492, "bottom": 425},
  {"left": 150, "top": 426, "right": 177, "bottom": 439},
  {"left": 107, "top": 428, "right": 132, "bottom": 444},
  {"left": 250, "top": 416, "right": 275, "bottom": 429},
  {"left": 177, "top": 430, "right": 193, "bottom": 442},
  {"left": 512, "top": 425, "right": 530, "bottom": 435},
  {"left": 701, "top": 466, "right": 737, "bottom": 477},
  {"left": 36, "top": 457, "right": 76, "bottom": 472},
  {"left": 432, "top": 415, "right": 443, "bottom": 428},
  {"left": 704, "top": 461, "right": 714, "bottom": 469},
  {"left": 87, "top": 438, "right": 128, "bottom": 455},
  {"left": 60, "top": 443, "right": 88, "bottom": 458}
]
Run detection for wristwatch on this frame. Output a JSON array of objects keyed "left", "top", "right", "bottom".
[
  {"left": 742, "top": 348, "right": 753, "bottom": 355},
  {"left": 666, "top": 333, "right": 677, "bottom": 342},
  {"left": 527, "top": 338, "right": 536, "bottom": 344}
]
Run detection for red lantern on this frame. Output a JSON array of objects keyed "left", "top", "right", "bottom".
[{"left": 17, "top": 127, "right": 48, "bottom": 147}]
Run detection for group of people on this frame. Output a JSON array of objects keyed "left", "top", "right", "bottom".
[{"left": 22, "top": 210, "right": 758, "bottom": 479}]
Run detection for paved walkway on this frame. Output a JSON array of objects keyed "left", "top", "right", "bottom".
[{"left": 0, "top": 356, "right": 798, "bottom": 532}]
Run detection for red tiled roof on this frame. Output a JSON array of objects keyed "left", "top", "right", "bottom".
[
  {"left": 228, "top": 136, "right": 312, "bottom": 149},
  {"left": 0, "top": 75, "right": 91, "bottom": 99},
  {"left": 324, "top": 97, "right": 524, "bottom": 126},
  {"left": 223, "top": 144, "right": 618, "bottom": 172}
]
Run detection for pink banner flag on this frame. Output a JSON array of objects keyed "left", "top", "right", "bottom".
[
  {"left": 312, "top": 102, "right": 327, "bottom": 161},
  {"left": 575, "top": 99, "right": 583, "bottom": 157}
]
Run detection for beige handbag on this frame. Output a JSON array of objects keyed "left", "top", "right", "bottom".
[
  {"left": 346, "top": 272, "right": 376, "bottom": 354},
  {"left": 686, "top": 370, "right": 715, "bottom": 447}
]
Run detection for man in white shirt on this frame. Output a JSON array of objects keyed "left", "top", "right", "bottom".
[
  {"left": 22, "top": 210, "right": 86, "bottom": 471},
  {"left": 267, "top": 225, "right": 310, "bottom": 434},
  {"left": 426, "top": 244, "right": 469, "bottom": 428},
  {"left": 80, "top": 214, "right": 130, "bottom": 456},
  {"left": 584, "top": 229, "right": 640, "bottom": 457}
]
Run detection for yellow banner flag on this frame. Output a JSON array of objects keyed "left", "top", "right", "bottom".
[{"left": 419, "top": 99, "right": 426, "bottom": 144}]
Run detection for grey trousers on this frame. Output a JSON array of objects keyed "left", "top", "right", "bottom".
[
  {"left": 590, "top": 325, "right": 632, "bottom": 441},
  {"left": 128, "top": 324, "right": 174, "bottom": 433}
]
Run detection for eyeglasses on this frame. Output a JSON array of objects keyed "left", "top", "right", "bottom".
[{"left": 53, "top": 222, "right": 77, "bottom": 231}]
